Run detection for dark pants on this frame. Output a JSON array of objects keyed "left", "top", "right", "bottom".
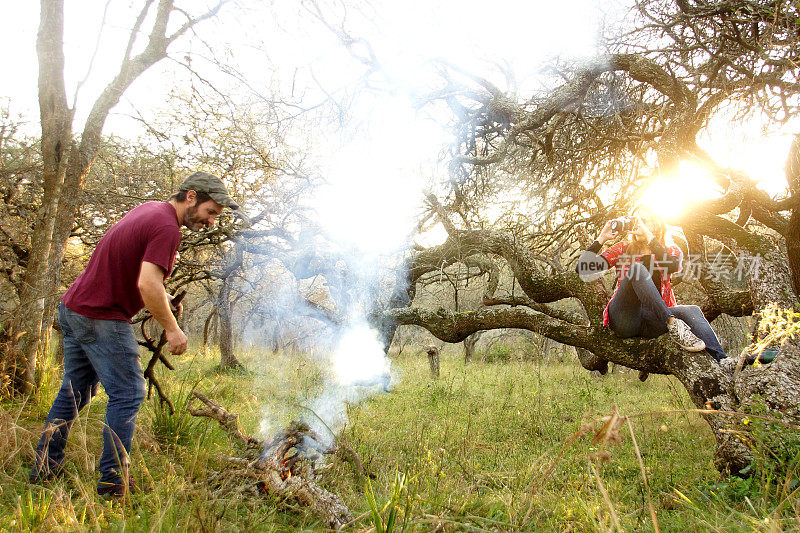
[
  {"left": 608, "top": 263, "right": 726, "bottom": 361},
  {"left": 32, "top": 303, "right": 146, "bottom": 488}
]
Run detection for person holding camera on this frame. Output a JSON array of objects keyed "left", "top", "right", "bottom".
[{"left": 577, "top": 211, "right": 727, "bottom": 362}]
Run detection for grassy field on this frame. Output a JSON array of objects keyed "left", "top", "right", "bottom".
[{"left": 1, "top": 345, "right": 799, "bottom": 532}]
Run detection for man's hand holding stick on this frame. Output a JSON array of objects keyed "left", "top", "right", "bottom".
[{"left": 139, "top": 289, "right": 187, "bottom": 414}]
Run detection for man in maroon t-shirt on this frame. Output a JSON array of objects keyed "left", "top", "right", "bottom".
[{"left": 31, "top": 171, "right": 239, "bottom": 496}]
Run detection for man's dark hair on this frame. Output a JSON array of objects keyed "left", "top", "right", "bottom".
[{"left": 169, "top": 190, "right": 214, "bottom": 204}]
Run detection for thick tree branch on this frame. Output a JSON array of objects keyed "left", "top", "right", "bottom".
[
  {"left": 410, "top": 229, "right": 609, "bottom": 324},
  {"left": 480, "top": 294, "right": 587, "bottom": 325},
  {"left": 680, "top": 210, "right": 775, "bottom": 256}
]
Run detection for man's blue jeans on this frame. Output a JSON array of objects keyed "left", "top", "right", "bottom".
[
  {"left": 608, "top": 262, "right": 727, "bottom": 361},
  {"left": 32, "top": 303, "right": 146, "bottom": 487}
]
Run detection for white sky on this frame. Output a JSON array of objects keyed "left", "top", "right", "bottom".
[
  {"left": 1, "top": 1, "right": 796, "bottom": 253},
  {"left": 0, "top": 1, "right": 601, "bottom": 130}
]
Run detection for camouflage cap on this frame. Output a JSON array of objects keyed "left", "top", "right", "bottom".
[{"left": 179, "top": 171, "right": 239, "bottom": 210}]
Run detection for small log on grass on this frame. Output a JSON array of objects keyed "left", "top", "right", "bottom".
[
  {"left": 187, "top": 391, "right": 355, "bottom": 529},
  {"left": 187, "top": 391, "right": 261, "bottom": 448}
]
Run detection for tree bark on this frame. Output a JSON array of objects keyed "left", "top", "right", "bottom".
[
  {"left": 218, "top": 241, "right": 244, "bottom": 369},
  {"left": 783, "top": 135, "right": 800, "bottom": 298},
  {"left": 7, "top": 0, "right": 73, "bottom": 392},
  {"left": 217, "top": 279, "right": 239, "bottom": 368},
  {"left": 203, "top": 308, "right": 218, "bottom": 347}
]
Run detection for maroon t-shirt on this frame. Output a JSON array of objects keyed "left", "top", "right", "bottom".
[{"left": 63, "top": 202, "right": 182, "bottom": 322}]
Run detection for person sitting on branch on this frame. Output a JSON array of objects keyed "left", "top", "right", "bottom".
[{"left": 577, "top": 209, "right": 727, "bottom": 362}]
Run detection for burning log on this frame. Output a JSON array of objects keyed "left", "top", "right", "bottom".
[
  {"left": 187, "top": 391, "right": 356, "bottom": 529},
  {"left": 261, "top": 421, "right": 329, "bottom": 481}
]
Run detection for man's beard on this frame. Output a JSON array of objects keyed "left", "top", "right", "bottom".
[{"left": 184, "top": 204, "right": 205, "bottom": 231}]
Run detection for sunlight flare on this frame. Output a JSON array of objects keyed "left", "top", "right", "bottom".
[{"left": 638, "top": 161, "right": 720, "bottom": 220}]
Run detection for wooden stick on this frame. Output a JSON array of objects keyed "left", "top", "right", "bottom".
[
  {"left": 139, "top": 289, "right": 187, "bottom": 413},
  {"left": 187, "top": 391, "right": 262, "bottom": 449}
]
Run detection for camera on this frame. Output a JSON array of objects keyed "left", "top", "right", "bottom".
[{"left": 609, "top": 217, "right": 634, "bottom": 234}]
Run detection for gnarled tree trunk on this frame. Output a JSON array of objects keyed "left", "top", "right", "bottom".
[{"left": 463, "top": 332, "right": 481, "bottom": 363}]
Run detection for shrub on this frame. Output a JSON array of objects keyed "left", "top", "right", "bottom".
[{"left": 482, "top": 342, "right": 512, "bottom": 363}]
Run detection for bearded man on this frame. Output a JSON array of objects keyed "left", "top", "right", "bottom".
[{"left": 30, "top": 171, "right": 238, "bottom": 496}]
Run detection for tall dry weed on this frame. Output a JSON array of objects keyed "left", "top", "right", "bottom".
[{"left": 0, "top": 402, "right": 35, "bottom": 477}]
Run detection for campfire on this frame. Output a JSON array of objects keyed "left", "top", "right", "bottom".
[
  {"left": 261, "top": 420, "right": 331, "bottom": 482},
  {"left": 187, "top": 391, "right": 367, "bottom": 529}
]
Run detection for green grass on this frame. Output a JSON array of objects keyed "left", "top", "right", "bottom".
[{"left": 1, "top": 345, "right": 799, "bottom": 531}]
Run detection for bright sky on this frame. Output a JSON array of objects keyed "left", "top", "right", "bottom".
[
  {"left": 0, "top": 0, "right": 604, "bottom": 256},
  {"left": 1, "top": 1, "right": 796, "bottom": 252}
]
